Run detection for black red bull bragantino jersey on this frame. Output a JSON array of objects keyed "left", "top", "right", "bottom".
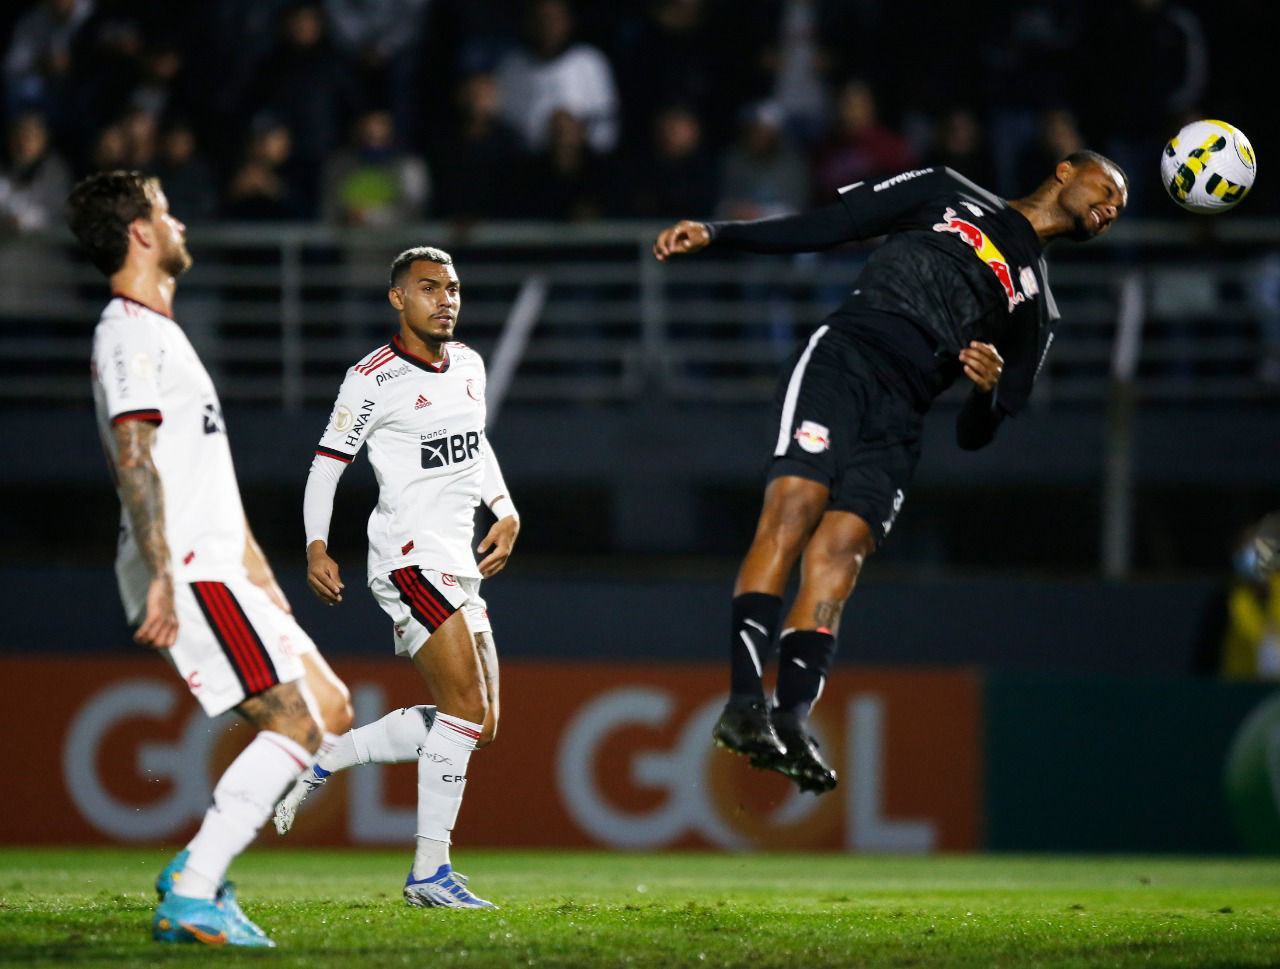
[{"left": 707, "top": 167, "right": 1058, "bottom": 417}]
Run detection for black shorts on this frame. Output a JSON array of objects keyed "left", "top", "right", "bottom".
[{"left": 767, "top": 324, "right": 924, "bottom": 544}]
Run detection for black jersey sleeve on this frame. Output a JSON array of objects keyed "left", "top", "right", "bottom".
[
  {"left": 837, "top": 167, "right": 986, "bottom": 238},
  {"left": 955, "top": 387, "right": 1005, "bottom": 450},
  {"left": 705, "top": 202, "right": 856, "bottom": 253}
]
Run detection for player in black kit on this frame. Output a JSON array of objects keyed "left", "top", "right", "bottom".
[{"left": 654, "top": 153, "right": 1127, "bottom": 793}]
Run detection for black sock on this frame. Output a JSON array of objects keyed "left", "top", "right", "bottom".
[
  {"left": 774, "top": 629, "right": 837, "bottom": 718},
  {"left": 729, "top": 593, "right": 782, "bottom": 699}
]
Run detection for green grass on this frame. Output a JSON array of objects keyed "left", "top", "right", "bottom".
[{"left": 2, "top": 849, "right": 1279, "bottom": 968}]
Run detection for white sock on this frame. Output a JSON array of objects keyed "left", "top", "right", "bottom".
[
  {"left": 320, "top": 731, "right": 340, "bottom": 762},
  {"left": 175, "top": 731, "right": 310, "bottom": 899},
  {"left": 317, "top": 706, "right": 434, "bottom": 774},
  {"left": 412, "top": 713, "right": 481, "bottom": 878}
]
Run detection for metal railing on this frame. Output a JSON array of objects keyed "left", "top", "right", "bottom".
[{"left": 2, "top": 218, "right": 1279, "bottom": 410}]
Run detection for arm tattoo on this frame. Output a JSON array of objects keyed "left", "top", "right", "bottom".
[
  {"left": 814, "top": 600, "right": 843, "bottom": 631},
  {"left": 112, "top": 420, "right": 171, "bottom": 579}
]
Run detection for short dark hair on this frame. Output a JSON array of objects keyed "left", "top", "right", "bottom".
[
  {"left": 390, "top": 246, "right": 454, "bottom": 286},
  {"left": 66, "top": 171, "right": 158, "bottom": 276},
  {"left": 1063, "top": 150, "right": 1129, "bottom": 193}
]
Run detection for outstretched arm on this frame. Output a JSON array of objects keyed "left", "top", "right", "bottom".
[
  {"left": 113, "top": 420, "right": 178, "bottom": 648},
  {"left": 653, "top": 203, "right": 855, "bottom": 259}
]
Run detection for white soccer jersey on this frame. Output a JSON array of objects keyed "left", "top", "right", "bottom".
[
  {"left": 91, "top": 296, "right": 246, "bottom": 622},
  {"left": 315, "top": 335, "right": 497, "bottom": 582}
]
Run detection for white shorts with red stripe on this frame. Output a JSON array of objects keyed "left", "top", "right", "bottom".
[
  {"left": 166, "top": 577, "right": 314, "bottom": 716},
  {"left": 371, "top": 566, "right": 490, "bottom": 658}
]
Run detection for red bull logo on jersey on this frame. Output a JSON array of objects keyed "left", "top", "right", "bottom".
[
  {"left": 932, "top": 207, "right": 1027, "bottom": 312},
  {"left": 794, "top": 420, "right": 831, "bottom": 454}
]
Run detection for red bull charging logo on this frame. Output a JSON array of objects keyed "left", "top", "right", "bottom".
[{"left": 932, "top": 207, "right": 1026, "bottom": 311}]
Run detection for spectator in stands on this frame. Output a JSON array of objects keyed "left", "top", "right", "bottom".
[
  {"left": 118, "top": 105, "right": 158, "bottom": 171},
  {"left": 0, "top": 112, "right": 71, "bottom": 235},
  {"left": 1088, "top": 0, "right": 1208, "bottom": 213},
  {"left": 613, "top": 0, "right": 731, "bottom": 151},
  {"left": 88, "top": 118, "right": 128, "bottom": 170},
  {"left": 321, "top": 108, "right": 429, "bottom": 225},
  {"left": 519, "top": 108, "right": 609, "bottom": 221},
  {"left": 766, "top": 0, "right": 833, "bottom": 143},
  {"left": 1016, "top": 108, "right": 1085, "bottom": 198},
  {"left": 155, "top": 118, "right": 218, "bottom": 224},
  {"left": 927, "top": 107, "right": 995, "bottom": 189},
  {"left": 3, "top": 0, "right": 93, "bottom": 122},
  {"left": 1253, "top": 254, "right": 1280, "bottom": 387},
  {"left": 810, "top": 80, "right": 915, "bottom": 203},
  {"left": 63, "top": 5, "right": 146, "bottom": 157},
  {"left": 625, "top": 104, "right": 716, "bottom": 219},
  {"left": 224, "top": 115, "right": 306, "bottom": 221},
  {"left": 980, "top": 0, "right": 1083, "bottom": 195},
  {"left": 496, "top": 0, "right": 619, "bottom": 154},
  {"left": 246, "top": 2, "right": 357, "bottom": 217},
  {"left": 716, "top": 100, "right": 808, "bottom": 222},
  {"left": 128, "top": 40, "right": 186, "bottom": 122},
  {"left": 716, "top": 100, "right": 810, "bottom": 352},
  {"left": 431, "top": 71, "right": 522, "bottom": 222},
  {"left": 323, "top": 0, "right": 432, "bottom": 144},
  {"left": 1196, "top": 514, "right": 1280, "bottom": 679}
]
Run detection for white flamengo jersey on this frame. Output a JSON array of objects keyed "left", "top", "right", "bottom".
[
  {"left": 316, "top": 335, "right": 491, "bottom": 582},
  {"left": 90, "top": 296, "right": 246, "bottom": 622}
]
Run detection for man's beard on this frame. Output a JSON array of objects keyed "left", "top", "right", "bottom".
[
  {"left": 161, "top": 243, "right": 193, "bottom": 277},
  {"left": 1066, "top": 214, "right": 1094, "bottom": 243}
]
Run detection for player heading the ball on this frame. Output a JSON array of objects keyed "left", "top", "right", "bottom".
[{"left": 654, "top": 153, "right": 1126, "bottom": 794}]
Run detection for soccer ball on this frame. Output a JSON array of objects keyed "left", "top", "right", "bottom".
[{"left": 1161, "top": 119, "right": 1256, "bottom": 213}]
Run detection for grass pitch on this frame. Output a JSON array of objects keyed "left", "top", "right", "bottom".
[{"left": 2, "top": 849, "right": 1279, "bottom": 968}]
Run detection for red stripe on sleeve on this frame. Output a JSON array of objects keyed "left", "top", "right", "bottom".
[
  {"left": 314, "top": 448, "right": 353, "bottom": 464},
  {"left": 111, "top": 409, "right": 163, "bottom": 426}
]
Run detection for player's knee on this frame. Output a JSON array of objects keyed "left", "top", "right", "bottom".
[
  {"left": 813, "top": 532, "right": 873, "bottom": 583},
  {"left": 321, "top": 683, "right": 354, "bottom": 735},
  {"left": 273, "top": 710, "right": 323, "bottom": 754},
  {"left": 759, "top": 499, "right": 821, "bottom": 556},
  {"left": 477, "top": 714, "right": 498, "bottom": 748},
  {"left": 447, "top": 690, "right": 488, "bottom": 728}
]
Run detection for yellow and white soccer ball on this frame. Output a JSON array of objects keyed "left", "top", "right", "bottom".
[{"left": 1161, "top": 119, "right": 1256, "bottom": 213}]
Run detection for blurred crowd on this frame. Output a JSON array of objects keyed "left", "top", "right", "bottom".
[{"left": 0, "top": 0, "right": 1269, "bottom": 235}]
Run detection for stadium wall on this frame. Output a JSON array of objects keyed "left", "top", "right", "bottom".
[
  {"left": 5, "top": 658, "right": 1276, "bottom": 853},
  {"left": 3, "top": 566, "right": 1221, "bottom": 674}
]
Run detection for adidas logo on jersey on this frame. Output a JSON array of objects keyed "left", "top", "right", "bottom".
[{"left": 414, "top": 394, "right": 431, "bottom": 410}]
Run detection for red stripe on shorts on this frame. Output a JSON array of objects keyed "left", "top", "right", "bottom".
[
  {"left": 391, "top": 567, "right": 451, "bottom": 631},
  {"left": 195, "top": 582, "right": 277, "bottom": 695},
  {"left": 213, "top": 584, "right": 277, "bottom": 693}
]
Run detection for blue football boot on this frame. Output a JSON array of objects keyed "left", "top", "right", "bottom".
[
  {"left": 403, "top": 864, "right": 497, "bottom": 909},
  {"left": 154, "top": 849, "right": 274, "bottom": 946},
  {"left": 152, "top": 893, "right": 230, "bottom": 946}
]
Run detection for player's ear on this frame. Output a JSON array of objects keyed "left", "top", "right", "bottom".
[
  {"left": 128, "top": 217, "right": 155, "bottom": 251},
  {"left": 1055, "top": 160, "right": 1074, "bottom": 185},
  {"left": 388, "top": 286, "right": 404, "bottom": 311}
]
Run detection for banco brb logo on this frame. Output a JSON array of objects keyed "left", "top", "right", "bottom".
[{"left": 555, "top": 686, "right": 943, "bottom": 852}]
